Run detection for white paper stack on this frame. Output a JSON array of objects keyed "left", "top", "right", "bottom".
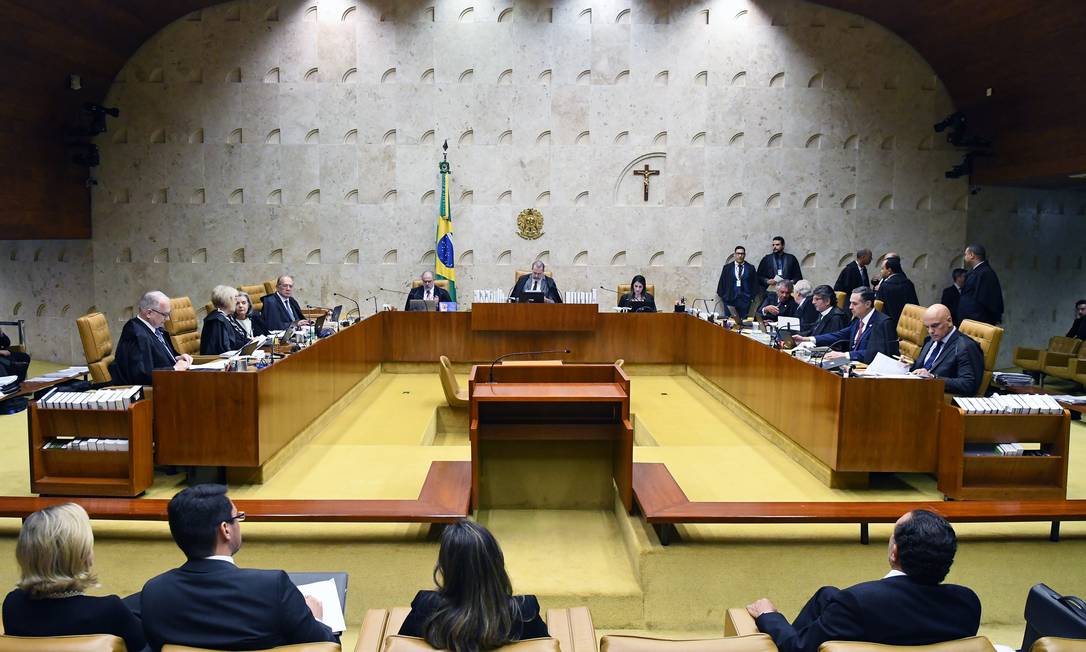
[
  {"left": 42, "top": 438, "right": 129, "bottom": 452},
  {"left": 953, "top": 394, "right": 1064, "bottom": 414},
  {"left": 38, "top": 386, "right": 144, "bottom": 410}
]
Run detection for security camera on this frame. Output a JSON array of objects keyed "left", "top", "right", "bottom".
[{"left": 82, "top": 103, "right": 120, "bottom": 135}]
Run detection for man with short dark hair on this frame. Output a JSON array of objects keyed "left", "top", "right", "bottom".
[
  {"left": 1066, "top": 299, "right": 1086, "bottom": 340},
  {"left": 798, "top": 285, "right": 849, "bottom": 337},
  {"left": 717, "top": 245, "right": 757, "bottom": 318},
  {"left": 759, "top": 279, "right": 797, "bottom": 319},
  {"left": 746, "top": 510, "right": 981, "bottom": 652},
  {"left": 833, "top": 249, "right": 872, "bottom": 293},
  {"left": 958, "top": 245, "right": 1003, "bottom": 324},
  {"left": 875, "top": 256, "right": 919, "bottom": 329},
  {"left": 510, "top": 260, "right": 563, "bottom": 303},
  {"left": 795, "top": 288, "right": 899, "bottom": 364},
  {"left": 940, "top": 268, "right": 968, "bottom": 325},
  {"left": 756, "top": 236, "right": 803, "bottom": 292},
  {"left": 910, "top": 304, "right": 985, "bottom": 396},
  {"left": 139, "top": 485, "right": 337, "bottom": 651}
]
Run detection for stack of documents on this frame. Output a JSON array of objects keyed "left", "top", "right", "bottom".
[
  {"left": 863, "top": 352, "right": 914, "bottom": 378},
  {"left": 25, "top": 366, "right": 88, "bottom": 383},
  {"left": 42, "top": 438, "right": 129, "bottom": 452},
  {"left": 38, "top": 386, "right": 144, "bottom": 410},
  {"left": 992, "top": 371, "right": 1034, "bottom": 386},
  {"left": 953, "top": 394, "right": 1063, "bottom": 414}
]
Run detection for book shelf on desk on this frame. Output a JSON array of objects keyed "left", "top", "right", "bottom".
[
  {"left": 938, "top": 403, "right": 1070, "bottom": 501},
  {"left": 29, "top": 398, "right": 153, "bottom": 497}
]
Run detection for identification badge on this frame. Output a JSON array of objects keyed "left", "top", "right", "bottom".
[{"left": 777, "top": 268, "right": 783, "bottom": 276}]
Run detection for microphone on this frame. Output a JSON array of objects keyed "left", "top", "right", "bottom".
[
  {"left": 379, "top": 287, "right": 410, "bottom": 295},
  {"left": 363, "top": 295, "right": 378, "bottom": 314},
  {"left": 333, "top": 292, "right": 361, "bottom": 322},
  {"left": 488, "top": 349, "right": 571, "bottom": 383},
  {"left": 597, "top": 286, "right": 618, "bottom": 293}
]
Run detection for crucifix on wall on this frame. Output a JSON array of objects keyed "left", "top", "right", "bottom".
[{"left": 633, "top": 164, "right": 660, "bottom": 202}]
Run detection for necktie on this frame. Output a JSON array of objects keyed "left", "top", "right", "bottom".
[
  {"left": 532, "top": 279, "right": 539, "bottom": 292},
  {"left": 853, "top": 320, "right": 865, "bottom": 349},
  {"left": 425, "top": 289, "right": 432, "bottom": 301},
  {"left": 283, "top": 298, "right": 294, "bottom": 320},
  {"left": 860, "top": 265, "right": 869, "bottom": 287},
  {"left": 155, "top": 329, "right": 173, "bottom": 356},
  {"left": 924, "top": 341, "right": 944, "bottom": 370}
]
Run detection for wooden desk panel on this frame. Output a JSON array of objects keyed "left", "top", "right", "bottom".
[
  {"left": 471, "top": 303, "right": 598, "bottom": 331},
  {"left": 838, "top": 377, "right": 942, "bottom": 472}
]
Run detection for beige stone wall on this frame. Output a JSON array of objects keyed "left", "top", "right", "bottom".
[{"left": 3, "top": 0, "right": 993, "bottom": 363}]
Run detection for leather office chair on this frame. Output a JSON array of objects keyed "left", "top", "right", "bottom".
[
  {"left": 874, "top": 299, "right": 885, "bottom": 313},
  {"left": 163, "top": 644, "right": 340, "bottom": 651},
  {"left": 239, "top": 284, "right": 268, "bottom": 313},
  {"left": 355, "top": 606, "right": 595, "bottom": 652},
  {"left": 163, "top": 297, "right": 200, "bottom": 357},
  {"left": 264, "top": 280, "right": 278, "bottom": 297},
  {"left": 959, "top": 319, "right": 1004, "bottom": 395},
  {"left": 1043, "top": 345, "right": 1086, "bottom": 383},
  {"left": 1030, "top": 639, "right": 1086, "bottom": 652},
  {"left": 1014, "top": 337, "right": 1080, "bottom": 383},
  {"left": 819, "top": 638, "right": 996, "bottom": 652},
  {"left": 617, "top": 283, "right": 656, "bottom": 300},
  {"left": 75, "top": 312, "right": 115, "bottom": 384},
  {"left": 0, "top": 633, "right": 126, "bottom": 651},
  {"left": 601, "top": 635, "right": 775, "bottom": 652},
  {"left": 438, "top": 355, "right": 468, "bottom": 408},
  {"left": 410, "top": 279, "right": 451, "bottom": 292},
  {"left": 896, "top": 304, "right": 927, "bottom": 361},
  {"left": 835, "top": 291, "right": 847, "bottom": 309},
  {"left": 1068, "top": 350, "right": 1086, "bottom": 387}
]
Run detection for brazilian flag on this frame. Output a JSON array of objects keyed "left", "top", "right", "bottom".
[{"left": 436, "top": 159, "right": 456, "bottom": 301}]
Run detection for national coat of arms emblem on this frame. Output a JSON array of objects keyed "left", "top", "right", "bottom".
[{"left": 516, "top": 208, "right": 544, "bottom": 240}]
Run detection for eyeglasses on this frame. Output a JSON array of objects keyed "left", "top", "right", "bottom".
[
  {"left": 226, "top": 512, "right": 246, "bottom": 523},
  {"left": 150, "top": 308, "right": 171, "bottom": 318}
]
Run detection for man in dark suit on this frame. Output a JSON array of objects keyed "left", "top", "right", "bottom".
[
  {"left": 909, "top": 304, "right": 985, "bottom": 396},
  {"left": 875, "top": 256, "right": 919, "bottom": 329},
  {"left": 939, "top": 268, "right": 967, "bottom": 325},
  {"left": 792, "top": 281, "right": 819, "bottom": 331},
  {"left": 0, "top": 328, "right": 30, "bottom": 382},
  {"left": 1065, "top": 299, "right": 1086, "bottom": 340},
  {"left": 756, "top": 236, "right": 803, "bottom": 293},
  {"left": 404, "top": 271, "right": 452, "bottom": 310},
  {"left": 747, "top": 509, "right": 981, "bottom": 652},
  {"left": 958, "top": 244, "right": 1003, "bottom": 324},
  {"left": 798, "top": 285, "right": 849, "bottom": 337},
  {"left": 759, "top": 279, "right": 797, "bottom": 319},
  {"left": 797, "top": 287, "right": 899, "bottom": 364},
  {"left": 109, "top": 291, "right": 192, "bottom": 385},
  {"left": 139, "top": 484, "right": 337, "bottom": 651},
  {"left": 716, "top": 245, "right": 757, "bottom": 318},
  {"left": 833, "top": 249, "right": 872, "bottom": 293},
  {"left": 509, "top": 260, "right": 563, "bottom": 303},
  {"left": 260, "top": 275, "right": 308, "bottom": 331}
]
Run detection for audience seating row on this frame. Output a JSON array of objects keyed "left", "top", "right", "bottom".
[{"left": 1014, "top": 337, "right": 1082, "bottom": 385}]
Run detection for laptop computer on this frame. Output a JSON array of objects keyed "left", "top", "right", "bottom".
[
  {"left": 407, "top": 299, "right": 439, "bottom": 312},
  {"left": 519, "top": 291, "right": 545, "bottom": 303},
  {"left": 238, "top": 336, "right": 266, "bottom": 357},
  {"left": 313, "top": 313, "right": 327, "bottom": 334}
]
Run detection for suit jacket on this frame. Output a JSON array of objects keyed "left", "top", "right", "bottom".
[
  {"left": 833, "top": 261, "right": 870, "bottom": 293},
  {"left": 756, "top": 252, "right": 803, "bottom": 289},
  {"left": 800, "top": 307, "right": 850, "bottom": 338},
  {"left": 958, "top": 262, "right": 1003, "bottom": 324},
  {"left": 1066, "top": 316, "right": 1086, "bottom": 340},
  {"left": 200, "top": 311, "right": 247, "bottom": 355},
  {"left": 940, "top": 285, "right": 962, "bottom": 324},
  {"left": 814, "top": 310, "right": 900, "bottom": 364},
  {"left": 398, "top": 590, "right": 549, "bottom": 642},
  {"left": 404, "top": 285, "right": 452, "bottom": 310},
  {"left": 110, "top": 318, "right": 179, "bottom": 386},
  {"left": 795, "top": 298, "right": 820, "bottom": 331},
  {"left": 510, "top": 275, "right": 563, "bottom": 303},
  {"left": 910, "top": 329, "right": 985, "bottom": 396},
  {"left": 139, "top": 558, "right": 336, "bottom": 652},
  {"left": 260, "top": 293, "right": 305, "bottom": 331},
  {"left": 619, "top": 292, "right": 657, "bottom": 312},
  {"left": 716, "top": 261, "right": 758, "bottom": 303},
  {"left": 875, "top": 274, "right": 919, "bottom": 328},
  {"left": 3, "top": 589, "right": 146, "bottom": 652},
  {"left": 755, "top": 574, "right": 981, "bottom": 652},
  {"left": 760, "top": 295, "right": 798, "bottom": 319}
]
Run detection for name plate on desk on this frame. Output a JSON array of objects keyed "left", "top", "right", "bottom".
[{"left": 470, "top": 303, "right": 598, "bottom": 331}]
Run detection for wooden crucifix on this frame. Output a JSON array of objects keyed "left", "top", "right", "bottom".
[{"left": 633, "top": 164, "right": 660, "bottom": 201}]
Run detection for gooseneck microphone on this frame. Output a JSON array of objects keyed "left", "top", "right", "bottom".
[
  {"left": 333, "top": 292, "right": 361, "bottom": 322},
  {"left": 363, "top": 295, "right": 378, "bottom": 314},
  {"left": 379, "top": 287, "right": 410, "bottom": 295},
  {"left": 597, "top": 286, "right": 618, "bottom": 293},
  {"left": 488, "top": 349, "right": 572, "bottom": 384}
]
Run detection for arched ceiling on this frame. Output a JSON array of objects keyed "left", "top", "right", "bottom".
[{"left": 1, "top": 0, "right": 1083, "bottom": 239}]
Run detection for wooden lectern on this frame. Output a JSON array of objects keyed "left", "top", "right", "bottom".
[{"left": 468, "top": 363, "right": 633, "bottom": 511}]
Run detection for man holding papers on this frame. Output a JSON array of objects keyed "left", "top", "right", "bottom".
[
  {"left": 110, "top": 291, "right": 192, "bottom": 385},
  {"left": 909, "top": 304, "right": 984, "bottom": 396},
  {"left": 794, "top": 288, "right": 898, "bottom": 364},
  {"left": 139, "top": 484, "right": 338, "bottom": 651}
]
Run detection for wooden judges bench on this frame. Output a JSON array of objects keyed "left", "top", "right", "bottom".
[{"left": 152, "top": 305, "right": 942, "bottom": 489}]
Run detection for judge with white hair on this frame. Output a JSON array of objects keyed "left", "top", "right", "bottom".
[{"left": 109, "top": 290, "right": 192, "bottom": 385}]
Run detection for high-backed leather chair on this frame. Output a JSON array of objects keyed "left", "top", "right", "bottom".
[
  {"left": 601, "top": 635, "right": 774, "bottom": 652},
  {"left": 411, "top": 279, "right": 451, "bottom": 292},
  {"left": 263, "top": 279, "right": 278, "bottom": 297},
  {"left": 239, "top": 284, "right": 268, "bottom": 313},
  {"left": 514, "top": 270, "right": 553, "bottom": 283},
  {"left": 617, "top": 283, "right": 656, "bottom": 297},
  {"left": 438, "top": 355, "right": 468, "bottom": 408},
  {"left": 75, "top": 312, "right": 115, "bottom": 384},
  {"left": 163, "top": 296, "right": 200, "bottom": 357},
  {"left": 959, "top": 319, "right": 1004, "bottom": 395},
  {"left": 819, "top": 638, "right": 996, "bottom": 652},
  {"left": 0, "top": 633, "right": 126, "bottom": 651},
  {"left": 874, "top": 299, "right": 885, "bottom": 313},
  {"left": 163, "top": 643, "right": 340, "bottom": 651},
  {"left": 835, "top": 291, "right": 847, "bottom": 309},
  {"left": 1030, "top": 638, "right": 1086, "bottom": 652},
  {"left": 1014, "top": 336, "right": 1080, "bottom": 380},
  {"left": 1043, "top": 345, "right": 1086, "bottom": 383},
  {"left": 896, "top": 304, "right": 927, "bottom": 361},
  {"left": 355, "top": 606, "right": 595, "bottom": 652}
]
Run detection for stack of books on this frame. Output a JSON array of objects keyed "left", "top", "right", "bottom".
[
  {"left": 42, "top": 438, "right": 129, "bottom": 452},
  {"left": 37, "top": 386, "right": 144, "bottom": 410},
  {"left": 953, "top": 394, "right": 1064, "bottom": 414},
  {"left": 992, "top": 371, "right": 1034, "bottom": 387}
]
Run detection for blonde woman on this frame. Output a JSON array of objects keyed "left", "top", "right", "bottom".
[
  {"left": 2, "top": 503, "right": 146, "bottom": 651},
  {"left": 200, "top": 285, "right": 246, "bottom": 355}
]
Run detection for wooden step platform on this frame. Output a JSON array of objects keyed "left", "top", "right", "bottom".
[{"left": 632, "top": 462, "right": 1086, "bottom": 545}]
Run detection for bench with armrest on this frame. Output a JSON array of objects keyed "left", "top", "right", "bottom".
[
  {"left": 0, "top": 633, "right": 125, "bottom": 651},
  {"left": 1014, "top": 337, "right": 1081, "bottom": 384}
]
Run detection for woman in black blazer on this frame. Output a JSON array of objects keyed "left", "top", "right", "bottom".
[
  {"left": 618, "top": 274, "right": 657, "bottom": 312},
  {"left": 231, "top": 292, "right": 271, "bottom": 339},
  {"left": 399, "top": 520, "right": 548, "bottom": 652},
  {"left": 2, "top": 503, "right": 146, "bottom": 652},
  {"left": 201, "top": 285, "right": 248, "bottom": 355}
]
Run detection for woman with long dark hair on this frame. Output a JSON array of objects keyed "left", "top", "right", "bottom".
[
  {"left": 399, "top": 520, "right": 548, "bottom": 652},
  {"left": 618, "top": 274, "right": 656, "bottom": 312}
]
